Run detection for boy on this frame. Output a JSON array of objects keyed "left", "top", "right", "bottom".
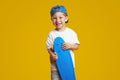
[{"left": 46, "top": 5, "right": 80, "bottom": 80}]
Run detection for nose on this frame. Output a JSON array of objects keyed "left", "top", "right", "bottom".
[{"left": 56, "top": 18, "right": 60, "bottom": 23}]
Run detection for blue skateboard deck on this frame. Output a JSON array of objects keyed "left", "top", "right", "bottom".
[{"left": 53, "top": 37, "right": 76, "bottom": 80}]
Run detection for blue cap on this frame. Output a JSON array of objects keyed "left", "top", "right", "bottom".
[{"left": 50, "top": 5, "right": 67, "bottom": 16}]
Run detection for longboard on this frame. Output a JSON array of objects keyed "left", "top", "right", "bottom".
[{"left": 53, "top": 37, "right": 76, "bottom": 80}]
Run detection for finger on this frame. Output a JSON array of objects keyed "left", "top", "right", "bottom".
[
  {"left": 62, "top": 43, "right": 66, "bottom": 46},
  {"left": 62, "top": 45, "right": 66, "bottom": 50},
  {"left": 54, "top": 54, "right": 58, "bottom": 60},
  {"left": 63, "top": 46, "right": 67, "bottom": 50},
  {"left": 54, "top": 52, "right": 57, "bottom": 55},
  {"left": 62, "top": 43, "right": 67, "bottom": 47}
]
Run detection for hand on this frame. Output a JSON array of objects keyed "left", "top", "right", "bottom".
[
  {"left": 62, "top": 43, "right": 72, "bottom": 50},
  {"left": 50, "top": 52, "right": 58, "bottom": 62}
]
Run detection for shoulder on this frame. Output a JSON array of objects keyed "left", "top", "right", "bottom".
[
  {"left": 48, "top": 29, "right": 56, "bottom": 36},
  {"left": 66, "top": 27, "right": 76, "bottom": 34}
]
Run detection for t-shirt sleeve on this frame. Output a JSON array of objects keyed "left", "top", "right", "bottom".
[
  {"left": 72, "top": 31, "right": 80, "bottom": 44},
  {"left": 46, "top": 33, "right": 53, "bottom": 49}
]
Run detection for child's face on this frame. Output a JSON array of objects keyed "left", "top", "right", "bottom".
[{"left": 51, "top": 12, "right": 68, "bottom": 30}]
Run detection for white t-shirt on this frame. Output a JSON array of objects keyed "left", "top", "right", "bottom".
[{"left": 46, "top": 27, "right": 80, "bottom": 71}]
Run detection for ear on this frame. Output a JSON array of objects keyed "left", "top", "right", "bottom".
[{"left": 65, "top": 16, "right": 68, "bottom": 21}]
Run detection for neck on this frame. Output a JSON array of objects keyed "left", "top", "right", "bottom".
[{"left": 56, "top": 26, "right": 66, "bottom": 32}]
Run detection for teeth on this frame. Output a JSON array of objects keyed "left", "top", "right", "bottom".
[
  {"left": 57, "top": 22, "right": 62, "bottom": 24},
  {"left": 56, "top": 22, "right": 61, "bottom": 25}
]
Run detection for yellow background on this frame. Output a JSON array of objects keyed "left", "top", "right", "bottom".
[{"left": 0, "top": 0, "right": 120, "bottom": 80}]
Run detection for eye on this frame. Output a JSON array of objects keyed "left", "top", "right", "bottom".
[
  {"left": 59, "top": 17, "right": 63, "bottom": 19},
  {"left": 52, "top": 17, "right": 57, "bottom": 20}
]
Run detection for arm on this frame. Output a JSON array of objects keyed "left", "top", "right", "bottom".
[{"left": 47, "top": 48, "right": 58, "bottom": 62}]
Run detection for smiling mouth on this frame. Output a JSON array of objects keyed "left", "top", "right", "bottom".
[
  {"left": 56, "top": 24, "right": 62, "bottom": 27},
  {"left": 56, "top": 22, "right": 62, "bottom": 25}
]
